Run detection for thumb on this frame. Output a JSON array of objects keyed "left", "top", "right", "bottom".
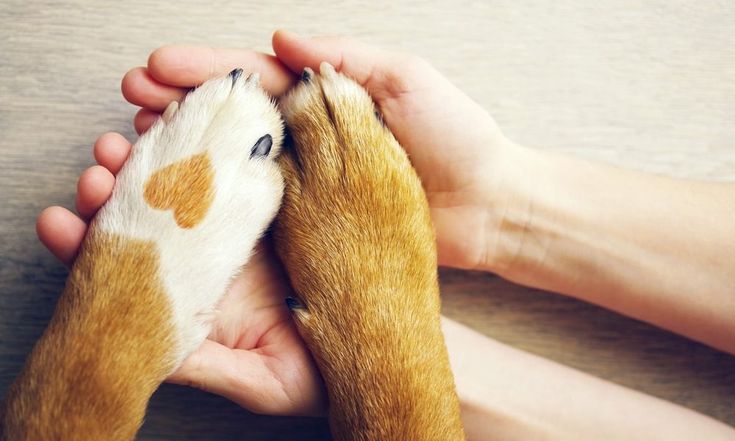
[
  {"left": 166, "top": 340, "right": 285, "bottom": 414},
  {"left": 272, "top": 30, "right": 420, "bottom": 101}
]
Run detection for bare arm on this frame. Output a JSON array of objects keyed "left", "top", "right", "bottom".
[
  {"left": 481, "top": 140, "right": 735, "bottom": 354},
  {"left": 443, "top": 317, "right": 735, "bottom": 441}
]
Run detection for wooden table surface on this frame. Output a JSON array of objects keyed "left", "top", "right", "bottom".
[{"left": 1, "top": 1, "right": 733, "bottom": 438}]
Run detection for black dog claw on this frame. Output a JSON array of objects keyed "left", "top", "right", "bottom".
[
  {"left": 229, "top": 68, "right": 244, "bottom": 85},
  {"left": 250, "top": 134, "right": 273, "bottom": 158},
  {"left": 285, "top": 297, "right": 306, "bottom": 310},
  {"left": 301, "top": 68, "right": 313, "bottom": 83}
]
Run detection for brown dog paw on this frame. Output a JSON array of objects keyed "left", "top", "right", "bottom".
[{"left": 275, "top": 63, "right": 464, "bottom": 440}]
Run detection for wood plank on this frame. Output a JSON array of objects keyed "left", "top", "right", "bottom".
[{"left": 1, "top": 1, "right": 733, "bottom": 438}]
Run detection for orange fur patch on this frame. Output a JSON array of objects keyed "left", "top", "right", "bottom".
[
  {"left": 144, "top": 152, "right": 214, "bottom": 228},
  {"left": 2, "top": 232, "right": 175, "bottom": 440}
]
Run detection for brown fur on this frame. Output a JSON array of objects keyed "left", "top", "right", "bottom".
[
  {"left": 144, "top": 152, "right": 214, "bottom": 228},
  {"left": 274, "top": 67, "right": 465, "bottom": 440},
  {"left": 1, "top": 232, "right": 175, "bottom": 440}
]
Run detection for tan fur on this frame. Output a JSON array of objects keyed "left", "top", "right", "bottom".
[
  {"left": 2, "top": 232, "right": 175, "bottom": 440},
  {"left": 143, "top": 151, "right": 214, "bottom": 229},
  {"left": 275, "top": 65, "right": 465, "bottom": 440}
]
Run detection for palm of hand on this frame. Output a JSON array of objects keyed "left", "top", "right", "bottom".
[
  {"left": 369, "top": 59, "right": 510, "bottom": 269},
  {"left": 169, "top": 240, "right": 325, "bottom": 416}
]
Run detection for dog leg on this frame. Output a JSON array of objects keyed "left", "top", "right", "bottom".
[
  {"left": 2, "top": 70, "right": 284, "bottom": 440},
  {"left": 275, "top": 63, "right": 465, "bottom": 441}
]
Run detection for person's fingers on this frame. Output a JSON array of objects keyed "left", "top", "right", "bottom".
[
  {"left": 75, "top": 166, "right": 115, "bottom": 221},
  {"left": 167, "top": 340, "right": 292, "bottom": 415},
  {"left": 272, "top": 30, "right": 424, "bottom": 101},
  {"left": 273, "top": 30, "right": 380, "bottom": 82},
  {"left": 36, "top": 206, "right": 87, "bottom": 266},
  {"left": 147, "top": 45, "right": 296, "bottom": 96},
  {"left": 93, "top": 132, "right": 132, "bottom": 175},
  {"left": 167, "top": 340, "right": 241, "bottom": 393},
  {"left": 134, "top": 108, "right": 160, "bottom": 135},
  {"left": 121, "top": 67, "right": 187, "bottom": 112}
]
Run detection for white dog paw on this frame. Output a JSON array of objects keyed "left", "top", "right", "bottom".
[{"left": 93, "top": 69, "right": 284, "bottom": 364}]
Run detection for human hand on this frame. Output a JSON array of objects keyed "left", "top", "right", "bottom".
[
  {"left": 37, "top": 30, "right": 515, "bottom": 416},
  {"left": 121, "top": 30, "right": 520, "bottom": 271},
  {"left": 36, "top": 132, "right": 326, "bottom": 416}
]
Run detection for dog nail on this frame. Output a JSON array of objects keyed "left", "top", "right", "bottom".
[
  {"left": 250, "top": 134, "right": 273, "bottom": 158},
  {"left": 319, "top": 62, "right": 336, "bottom": 76},
  {"left": 285, "top": 296, "right": 306, "bottom": 310},
  {"left": 374, "top": 110, "right": 386, "bottom": 127},
  {"left": 301, "top": 67, "right": 313, "bottom": 83},
  {"left": 161, "top": 101, "right": 179, "bottom": 124},
  {"left": 246, "top": 72, "right": 260, "bottom": 86},
  {"left": 229, "top": 68, "right": 243, "bottom": 85}
]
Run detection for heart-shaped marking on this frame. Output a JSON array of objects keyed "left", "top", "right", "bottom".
[{"left": 143, "top": 152, "right": 214, "bottom": 229}]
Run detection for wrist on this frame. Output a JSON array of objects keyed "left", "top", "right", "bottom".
[
  {"left": 475, "top": 141, "right": 596, "bottom": 296},
  {"left": 478, "top": 145, "right": 643, "bottom": 295},
  {"left": 476, "top": 139, "right": 546, "bottom": 276}
]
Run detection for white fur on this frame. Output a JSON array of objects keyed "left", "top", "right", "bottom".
[{"left": 93, "top": 73, "right": 284, "bottom": 366}]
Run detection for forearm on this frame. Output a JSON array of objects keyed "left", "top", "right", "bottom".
[
  {"left": 484, "top": 143, "right": 735, "bottom": 353},
  {"left": 443, "top": 317, "right": 735, "bottom": 441}
]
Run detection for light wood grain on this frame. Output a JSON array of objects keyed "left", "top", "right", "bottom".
[{"left": 1, "top": 1, "right": 733, "bottom": 439}]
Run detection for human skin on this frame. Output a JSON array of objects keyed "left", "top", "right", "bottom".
[{"left": 35, "top": 31, "right": 735, "bottom": 439}]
